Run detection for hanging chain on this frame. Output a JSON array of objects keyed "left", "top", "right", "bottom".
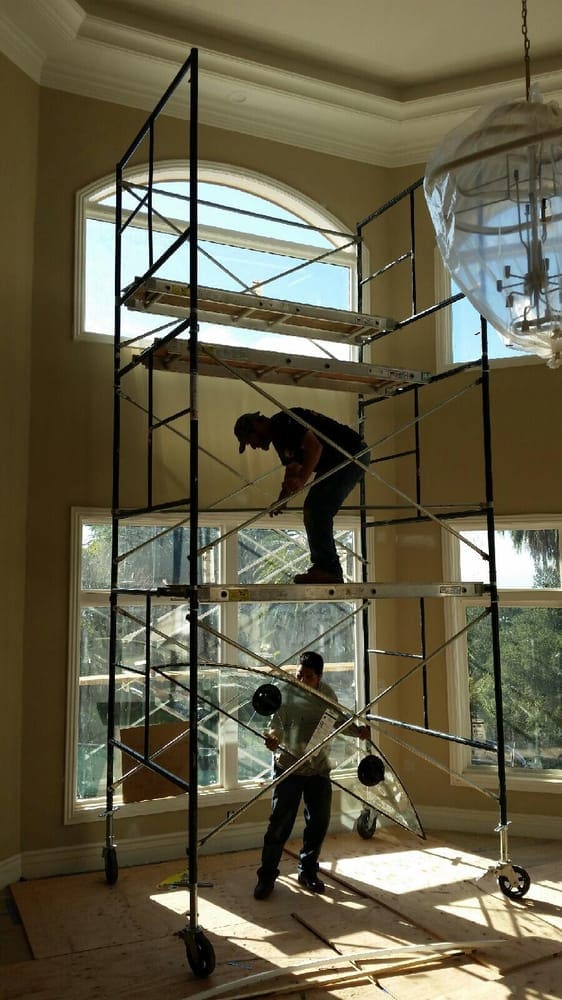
[{"left": 521, "top": 0, "right": 531, "bottom": 100}]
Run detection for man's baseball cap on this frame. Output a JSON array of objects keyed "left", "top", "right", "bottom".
[{"left": 234, "top": 412, "right": 260, "bottom": 453}]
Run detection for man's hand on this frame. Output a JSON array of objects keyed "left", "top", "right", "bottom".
[
  {"left": 269, "top": 463, "right": 305, "bottom": 516},
  {"left": 283, "top": 461, "right": 305, "bottom": 494},
  {"left": 264, "top": 733, "right": 280, "bottom": 751}
]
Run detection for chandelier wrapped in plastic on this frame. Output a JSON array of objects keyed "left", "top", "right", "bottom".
[{"left": 424, "top": 91, "right": 562, "bottom": 368}]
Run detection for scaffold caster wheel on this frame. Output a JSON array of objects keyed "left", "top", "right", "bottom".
[
  {"left": 356, "top": 807, "right": 377, "bottom": 840},
  {"left": 103, "top": 846, "right": 119, "bottom": 885},
  {"left": 497, "top": 864, "right": 531, "bottom": 900},
  {"left": 181, "top": 927, "right": 216, "bottom": 978}
]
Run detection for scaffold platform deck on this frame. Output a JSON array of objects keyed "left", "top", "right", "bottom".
[
  {"left": 124, "top": 278, "right": 397, "bottom": 345},
  {"left": 156, "top": 582, "right": 488, "bottom": 602},
  {"left": 138, "top": 339, "right": 431, "bottom": 396}
]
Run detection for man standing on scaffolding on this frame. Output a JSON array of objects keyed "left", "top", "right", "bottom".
[{"left": 234, "top": 407, "right": 370, "bottom": 584}]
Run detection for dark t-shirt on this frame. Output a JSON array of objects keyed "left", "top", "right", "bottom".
[{"left": 269, "top": 408, "right": 364, "bottom": 475}]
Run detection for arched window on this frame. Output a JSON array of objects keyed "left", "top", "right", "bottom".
[{"left": 75, "top": 162, "right": 357, "bottom": 360}]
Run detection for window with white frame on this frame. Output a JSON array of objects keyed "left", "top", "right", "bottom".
[
  {"left": 444, "top": 519, "right": 562, "bottom": 783},
  {"left": 75, "top": 162, "right": 357, "bottom": 360},
  {"left": 67, "top": 509, "right": 364, "bottom": 819},
  {"left": 435, "top": 257, "right": 528, "bottom": 366}
]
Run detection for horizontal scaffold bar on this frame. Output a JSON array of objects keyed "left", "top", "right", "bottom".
[
  {"left": 157, "top": 582, "right": 488, "bottom": 602},
  {"left": 124, "top": 278, "right": 397, "bottom": 344}
]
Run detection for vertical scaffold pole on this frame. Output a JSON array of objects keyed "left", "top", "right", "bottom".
[
  {"left": 355, "top": 223, "right": 371, "bottom": 702},
  {"left": 104, "top": 156, "right": 124, "bottom": 876},
  {"left": 479, "top": 317, "right": 510, "bottom": 860},
  {"left": 187, "top": 47, "right": 200, "bottom": 928}
]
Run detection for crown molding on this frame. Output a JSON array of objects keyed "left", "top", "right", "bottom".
[{"left": 2, "top": 0, "right": 562, "bottom": 167}]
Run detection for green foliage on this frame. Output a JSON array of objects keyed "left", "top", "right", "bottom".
[
  {"left": 468, "top": 606, "right": 562, "bottom": 760},
  {"left": 510, "top": 529, "right": 561, "bottom": 588}
]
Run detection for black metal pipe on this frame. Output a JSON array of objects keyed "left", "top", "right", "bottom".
[
  {"left": 479, "top": 317, "right": 509, "bottom": 828},
  {"left": 117, "top": 53, "right": 194, "bottom": 170},
  {"left": 187, "top": 48, "right": 200, "bottom": 929}
]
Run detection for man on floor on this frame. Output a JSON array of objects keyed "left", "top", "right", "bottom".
[
  {"left": 253, "top": 650, "right": 369, "bottom": 899},
  {"left": 234, "top": 407, "right": 370, "bottom": 584}
]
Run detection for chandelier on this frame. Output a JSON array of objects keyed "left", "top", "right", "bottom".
[{"left": 424, "top": 0, "right": 562, "bottom": 368}]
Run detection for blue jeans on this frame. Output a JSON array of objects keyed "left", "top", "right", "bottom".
[
  {"left": 258, "top": 770, "right": 332, "bottom": 883},
  {"left": 303, "top": 447, "right": 370, "bottom": 576}
]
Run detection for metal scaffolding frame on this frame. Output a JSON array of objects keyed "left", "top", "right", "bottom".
[{"left": 105, "top": 47, "right": 531, "bottom": 981}]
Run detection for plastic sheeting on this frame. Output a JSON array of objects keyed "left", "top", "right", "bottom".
[{"left": 424, "top": 92, "right": 562, "bottom": 367}]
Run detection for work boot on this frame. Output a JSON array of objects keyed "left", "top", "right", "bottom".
[
  {"left": 297, "top": 872, "right": 325, "bottom": 894},
  {"left": 253, "top": 878, "right": 275, "bottom": 900},
  {"left": 293, "top": 567, "right": 343, "bottom": 584}
]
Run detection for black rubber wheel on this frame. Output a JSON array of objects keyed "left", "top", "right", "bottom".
[
  {"left": 183, "top": 929, "right": 216, "bottom": 978},
  {"left": 498, "top": 864, "right": 531, "bottom": 900},
  {"left": 356, "top": 808, "right": 378, "bottom": 839},
  {"left": 104, "top": 846, "right": 119, "bottom": 886}
]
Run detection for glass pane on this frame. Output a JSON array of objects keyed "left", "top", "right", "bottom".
[
  {"left": 236, "top": 525, "right": 358, "bottom": 783},
  {"left": 99, "top": 181, "right": 337, "bottom": 247},
  {"left": 460, "top": 528, "right": 561, "bottom": 589},
  {"left": 77, "top": 603, "right": 221, "bottom": 799},
  {"left": 197, "top": 182, "right": 337, "bottom": 247},
  {"left": 84, "top": 180, "right": 353, "bottom": 354},
  {"left": 81, "top": 522, "right": 219, "bottom": 591},
  {"left": 77, "top": 519, "right": 222, "bottom": 801},
  {"left": 451, "top": 280, "right": 526, "bottom": 363},
  {"left": 201, "top": 666, "right": 423, "bottom": 840},
  {"left": 467, "top": 606, "right": 562, "bottom": 770}
]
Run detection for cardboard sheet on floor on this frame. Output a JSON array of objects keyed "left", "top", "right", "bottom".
[{"left": 120, "top": 721, "right": 188, "bottom": 802}]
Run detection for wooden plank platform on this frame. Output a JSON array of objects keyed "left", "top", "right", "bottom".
[
  {"left": 124, "top": 279, "right": 397, "bottom": 345},
  {"left": 6, "top": 831, "right": 562, "bottom": 1000},
  {"left": 134, "top": 340, "right": 431, "bottom": 397}
]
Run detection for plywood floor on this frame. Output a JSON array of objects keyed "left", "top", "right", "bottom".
[{"left": 3, "top": 828, "right": 562, "bottom": 1000}]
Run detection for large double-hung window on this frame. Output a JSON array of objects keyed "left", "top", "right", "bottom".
[
  {"left": 67, "top": 510, "right": 363, "bottom": 820},
  {"left": 444, "top": 519, "right": 562, "bottom": 785}
]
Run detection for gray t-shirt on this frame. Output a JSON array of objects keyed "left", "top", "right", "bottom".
[{"left": 268, "top": 679, "right": 345, "bottom": 776}]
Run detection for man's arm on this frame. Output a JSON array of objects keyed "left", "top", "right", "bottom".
[
  {"left": 269, "top": 429, "right": 323, "bottom": 516},
  {"left": 295, "top": 429, "right": 323, "bottom": 485}
]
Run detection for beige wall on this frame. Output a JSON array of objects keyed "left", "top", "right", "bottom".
[
  {"left": 0, "top": 54, "right": 39, "bottom": 862},
  {"left": 3, "top": 65, "right": 561, "bottom": 871}
]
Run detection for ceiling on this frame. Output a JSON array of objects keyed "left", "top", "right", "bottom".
[{"left": 1, "top": 0, "right": 561, "bottom": 166}]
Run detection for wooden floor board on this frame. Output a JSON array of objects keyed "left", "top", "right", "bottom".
[
  {"left": 311, "top": 830, "right": 562, "bottom": 975},
  {"left": 5, "top": 830, "right": 562, "bottom": 1000}
]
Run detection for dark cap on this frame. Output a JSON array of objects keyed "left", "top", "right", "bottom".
[{"left": 234, "top": 411, "right": 260, "bottom": 453}]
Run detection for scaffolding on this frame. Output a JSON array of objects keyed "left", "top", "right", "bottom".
[{"left": 105, "top": 48, "right": 531, "bottom": 980}]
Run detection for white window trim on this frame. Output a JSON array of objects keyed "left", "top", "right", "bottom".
[
  {"left": 66, "top": 506, "right": 365, "bottom": 823},
  {"left": 74, "top": 160, "right": 358, "bottom": 345},
  {"left": 443, "top": 514, "right": 562, "bottom": 794}
]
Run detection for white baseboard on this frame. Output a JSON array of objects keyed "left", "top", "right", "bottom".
[
  {"left": 419, "top": 805, "right": 562, "bottom": 840},
  {"left": 10, "top": 821, "right": 266, "bottom": 886},
  {"left": 3, "top": 806, "right": 560, "bottom": 888},
  {"left": 0, "top": 854, "right": 22, "bottom": 889}
]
